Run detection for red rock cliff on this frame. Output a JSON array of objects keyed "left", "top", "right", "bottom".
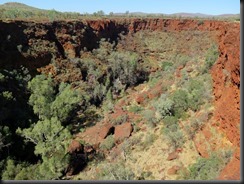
[{"left": 0, "top": 18, "right": 240, "bottom": 179}]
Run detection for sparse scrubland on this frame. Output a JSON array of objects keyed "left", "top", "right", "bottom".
[{"left": 0, "top": 3, "right": 240, "bottom": 181}]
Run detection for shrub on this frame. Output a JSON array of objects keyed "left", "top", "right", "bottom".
[
  {"left": 16, "top": 117, "right": 71, "bottom": 157},
  {"left": 97, "top": 162, "right": 135, "bottom": 180},
  {"left": 186, "top": 79, "right": 204, "bottom": 111},
  {"left": 99, "top": 135, "right": 115, "bottom": 151},
  {"left": 93, "top": 38, "right": 115, "bottom": 61},
  {"left": 162, "top": 124, "right": 184, "bottom": 149},
  {"left": 163, "top": 115, "right": 178, "bottom": 128},
  {"left": 139, "top": 171, "right": 153, "bottom": 179},
  {"left": 108, "top": 51, "right": 146, "bottom": 88},
  {"left": 28, "top": 75, "right": 55, "bottom": 120},
  {"left": 143, "top": 109, "right": 157, "bottom": 128},
  {"left": 112, "top": 78, "right": 126, "bottom": 95},
  {"left": 28, "top": 75, "right": 82, "bottom": 122},
  {"left": 51, "top": 82, "right": 83, "bottom": 122},
  {"left": 128, "top": 105, "right": 143, "bottom": 113},
  {"left": 185, "top": 118, "right": 204, "bottom": 140},
  {"left": 1, "top": 159, "right": 25, "bottom": 180},
  {"left": 161, "top": 61, "right": 173, "bottom": 71},
  {"left": 170, "top": 89, "right": 189, "bottom": 118},
  {"left": 92, "top": 83, "right": 107, "bottom": 103},
  {"left": 197, "top": 20, "right": 204, "bottom": 26},
  {"left": 0, "top": 73, "right": 5, "bottom": 82},
  {"left": 154, "top": 94, "right": 174, "bottom": 120},
  {"left": 181, "top": 152, "right": 226, "bottom": 180},
  {"left": 102, "top": 100, "right": 114, "bottom": 114},
  {"left": 141, "top": 133, "right": 157, "bottom": 149},
  {"left": 177, "top": 55, "right": 190, "bottom": 67},
  {"left": 111, "top": 114, "right": 128, "bottom": 125},
  {"left": 202, "top": 44, "right": 219, "bottom": 73}
]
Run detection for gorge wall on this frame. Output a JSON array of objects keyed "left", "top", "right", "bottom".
[{"left": 0, "top": 18, "right": 240, "bottom": 180}]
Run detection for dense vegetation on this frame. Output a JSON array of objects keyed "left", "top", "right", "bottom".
[{"left": 0, "top": 34, "right": 149, "bottom": 179}]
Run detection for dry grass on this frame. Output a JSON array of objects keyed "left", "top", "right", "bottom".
[{"left": 70, "top": 29, "right": 228, "bottom": 180}]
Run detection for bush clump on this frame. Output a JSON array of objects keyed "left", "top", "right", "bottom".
[
  {"left": 97, "top": 162, "right": 135, "bottom": 180},
  {"left": 143, "top": 109, "right": 157, "bottom": 128},
  {"left": 99, "top": 135, "right": 115, "bottom": 151},
  {"left": 186, "top": 79, "right": 205, "bottom": 111},
  {"left": 181, "top": 151, "right": 232, "bottom": 180},
  {"left": 154, "top": 94, "right": 174, "bottom": 120},
  {"left": 202, "top": 44, "right": 219, "bottom": 73},
  {"left": 161, "top": 123, "right": 185, "bottom": 149},
  {"left": 170, "top": 89, "right": 189, "bottom": 119}
]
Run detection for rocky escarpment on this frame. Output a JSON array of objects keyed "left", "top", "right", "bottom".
[{"left": 0, "top": 18, "right": 240, "bottom": 180}]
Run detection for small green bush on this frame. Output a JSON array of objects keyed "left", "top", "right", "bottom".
[
  {"left": 171, "top": 89, "right": 189, "bottom": 118},
  {"left": 161, "top": 61, "right": 173, "bottom": 71},
  {"left": 182, "top": 153, "right": 226, "bottom": 180},
  {"left": 154, "top": 94, "right": 174, "bottom": 120},
  {"left": 129, "top": 105, "right": 143, "bottom": 113},
  {"left": 99, "top": 135, "right": 115, "bottom": 151},
  {"left": 97, "top": 162, "right": 135, "bottom": 180},
  {"left": 92, "top": 83, "right": 107, "bottom": 103},
  {"left": 186, "top": 79, "right": 205, "bottom": 111},
  {"left": 197, "top": 20, "right": 204, "bottom": 26},
  {"left": 163, "top": 115, "right": 178, "bottom": 128},
  {"left": 108, "top": 51, "right": 146, "bottom": 88},
  {"left": 143, "top": 109, "right": 157, "bottom": 128},
  {"left": 203, "top": 44, "right": 219, "bottom": 73},
  {"left": 141, "top": 133, "right": 157, "bottom": 149},
  {"left": 162, "top": 124, "right": 184, "bottom": 149},
  {"left": 185, "top": 118, "right": 204, "bottom": 140},
  {"left": 112, "top": 114, "right": 128, "bottom": 125}
]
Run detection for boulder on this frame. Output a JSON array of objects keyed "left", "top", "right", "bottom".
[
  {"left": 167, "top": 151, "right": 178, "bottom": 161},
  {"left": 114, "top": 122, "right": 133, "bottom": 142},
  {"left": 67, "top": 140, "right": 84, "bottom": 154},
  {"left": 76, "top": 123, "right": 114, "bottom": 148},
  {"left": 167, "top": 165, "right": 181, "bottom": 175}
]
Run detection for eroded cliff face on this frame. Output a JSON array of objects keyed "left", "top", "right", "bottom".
[
  {"left": 211, "top": 22, "right": 240, "bottom": 180},
  {"left": 0, "top": 18, "right": 240, "bottom": 179}
]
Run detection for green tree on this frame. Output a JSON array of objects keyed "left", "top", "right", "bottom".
[
  {"left": 28, "top": 75, "right": 82, "bottom": 122},
  {"left": 15, "top": 74, "right": 83, "bottom": 179},
  {"left": 1, "top": 159, "right": 27, "bottom": 180},
  {"left": 28, "top": 75, "right": 55, "bottom": 120},
  {"left": 17, "top": 117, "right": 71, "bottom": 157},
  {"left": 51, "top": 82, "right": 82, "bottom": 122},
  {"left": 16, "top": 116, "right": 71, "bottom": 180}
]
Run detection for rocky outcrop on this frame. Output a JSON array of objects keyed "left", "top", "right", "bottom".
[
  {"left": 211, "top": 22, "right": 240, "bottom": 181},
  {"left": 76, "top": 123, "right": 114, "bottom": 148},
  {"left": 0, "top": 18, "right": 240, "bottom": 179},
  {"left": 114, "top": 122, "right": 133, "bottom": 143},
  {"left": 66, "top": 140, "right": 86, "bottom": 176},
  {"left": 67, "top": 140, "right": 84, "bottom": 154}
]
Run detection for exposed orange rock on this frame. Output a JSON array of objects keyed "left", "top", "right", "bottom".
[
  {"left": 76, "top": 122, "right": 114, "bottom": 148},
  {"left": 167, "top": 165, "right": 181, "bottom": 175},
  {"left": 167, "top": 151, "right": 179, "bottom": 161},
  {"left": 67, "top": 140, "right": 84, "bottom": 154},
  {"left": 0, "top": 18, "right": 240, "bottom": 179},
  {"left": 114, "top": 122, "right": 133, "bottom": 143}
]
